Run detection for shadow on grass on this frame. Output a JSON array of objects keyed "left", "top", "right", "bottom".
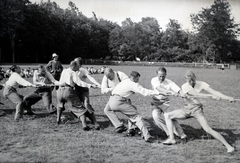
[{"left": 145, "top": 117, "right": 239, "bottom": 144}]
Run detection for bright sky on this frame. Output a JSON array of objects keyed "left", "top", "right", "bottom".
[{"left": 30, "top": 0, "right": 240, "bottom": 31}]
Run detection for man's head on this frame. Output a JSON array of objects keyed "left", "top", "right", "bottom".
[
  {"left": 10, "top": 65, "right": 21, "bottom": 74},
  {"left": 104, "top": 67, "right": 115, "bottom": 80},
  {"left": 52, "top": 53, "right": 58, "bottom": 60},
  {"left": 129, "top": 71, "right": 140, "bottom": 83},
  {"left": 38, "top": 65, "right": 46, "bottom": 75},
  {"left": 185, "top": 70, "right": 196, "bottom": 87},
  {"left": 70, "top": 61, "right": 79, "bottom": 72},
  {"left": 156, "top": 67, "right": 167, "bottom": 83},
  {"left": 74, "top": 57, "right": 83, "bottom": 67}
]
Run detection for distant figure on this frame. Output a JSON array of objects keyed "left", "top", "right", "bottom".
[
  {"left": 46, "top": 53, "right": 63, "bottom": 83},
  {"left": 220, "top": 64, "right": 225, "bottom": 73}
]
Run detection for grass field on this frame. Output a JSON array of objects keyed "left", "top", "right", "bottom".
[{"left": 0, "top": 65, "right": 240, "bottom": 163}]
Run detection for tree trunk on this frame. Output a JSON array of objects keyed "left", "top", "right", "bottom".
[{"left": 10, "top": 33, "right": 16, "bottom": 63}]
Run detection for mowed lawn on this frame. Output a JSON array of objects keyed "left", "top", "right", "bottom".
[{"left": 0, "top": 65, "right": 240, "bottom": 163}]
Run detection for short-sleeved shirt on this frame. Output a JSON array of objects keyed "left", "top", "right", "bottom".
[
  {"left": 151, "top": 77, "right": 180, "bottom": 93},
  {"left": 77, "top": 67, "right": 89, "bottom": 82},
  {"left": 181, "top": 81, "right": 209, "bottom": 105},
  {"left": 151, "top": 77, "right": 180, "bottom": 108}
]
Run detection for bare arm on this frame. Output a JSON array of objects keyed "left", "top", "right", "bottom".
[
  {"left": 205, "top": 87, "right": 234, "bottom": 101},
  {"left": 101, "top": 76, "right": 114, "bottom": 94},
  {"left": 156, "top": 86, "right": 177, "bottom": 96},
  {"left": 86, "top": 74, "right": 101, "bottom": 87}
]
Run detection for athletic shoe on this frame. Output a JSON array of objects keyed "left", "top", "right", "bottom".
[
  {"left": 83, "top": 126, "right": 91, "bottom": 131},
  {"left": 115, "top": 125, "right": 127, "bottom": 133},
  {"left": 163, "top": 138, "right": 176, "bottom": 145}
]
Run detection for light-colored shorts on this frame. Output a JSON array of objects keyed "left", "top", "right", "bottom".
[{"left": 179, "top": 103, "right": 204, "bottom": 119}]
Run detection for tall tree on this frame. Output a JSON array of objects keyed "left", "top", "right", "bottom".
[
  {"left": 190, "top": 0, "right": 240, "bottom": 62},
  {"left": 0, "top": 0, "right": 30, "bottom": 62}
]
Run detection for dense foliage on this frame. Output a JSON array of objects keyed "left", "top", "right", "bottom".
[{"left": 0, "top": 0, "right": 239, "bottom": 63}]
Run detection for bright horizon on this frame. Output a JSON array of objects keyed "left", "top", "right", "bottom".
[{"left": 30, "top": 0, "right": 240, "bottom": 32}]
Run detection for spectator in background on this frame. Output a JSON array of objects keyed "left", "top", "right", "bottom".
[{"left": 46, "top": 53, "right": 63, "bottom": 89}]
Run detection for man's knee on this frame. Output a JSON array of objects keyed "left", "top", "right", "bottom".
[
  {"left": 152, "top": 109, "right": 162, "bottom": 119},
  {"left": 164, "top": 112, "right": 170, "bottom": 120}
]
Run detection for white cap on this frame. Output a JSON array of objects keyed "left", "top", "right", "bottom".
[{"left": 52, "top": 53, "right": 58, "bottom": 58}]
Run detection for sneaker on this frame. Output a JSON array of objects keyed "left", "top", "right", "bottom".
[
  {"left": 227, "top": 146, "right": 235, "bottom": 153},
  {"left": 83, "top": 126, "right": 91, "bottom": 131},
  {"left": 115, "top": 125, "right": 127, "bottom": 133},
  {"left": 163, "top": 138, "right": 176, "bottom": 145},
  {"left": 24, "top": 111, "right": 36, "bottom": 115},
  {"left": 94, "top": 125, "right": 101, "bottom": 130},
  {"left": 126, "top": 129, "right": 136, "bottom": 136}
]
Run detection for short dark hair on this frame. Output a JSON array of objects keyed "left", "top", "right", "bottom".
[
  {"left": 10, "top": 65, "right": 18, "bottom": 72},
  {"left": 75, "top": 57, "right": 83, "bottom": 66},
  {"left": 130, "top": 71, "right": 140, "bottom": 78},
  {"left": 157, "top": 67, "right": 167, "bottom": 74},
  {"left": 70, "top": 61, "right": 78, "bottom": 70}
]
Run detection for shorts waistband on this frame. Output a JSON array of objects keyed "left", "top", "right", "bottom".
[{"left": 112, "top": 94, "right": 130, "bottom": 101}]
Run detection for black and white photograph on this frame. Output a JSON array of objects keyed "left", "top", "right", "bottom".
[{"left": 0, "top": 0, "right": 240, "bottom": 162}]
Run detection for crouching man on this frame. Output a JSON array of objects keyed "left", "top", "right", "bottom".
[{"left": 106, "top": 71, "right": 160, "bottom": 142}]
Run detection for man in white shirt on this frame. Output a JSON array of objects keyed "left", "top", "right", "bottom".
[
  {"left": 56, "top": 61, "right": 100, "bottom": 131},
  {"left": 101, "top": 67, "right": 129, "bottom": 133},
  {"left": 23, "top": 65, "right": 63, "bottom": 114},
  {"left": 163, "top": 70, "right": 235, "bottom": 153},
  {"left": 107, "top": 71, "right": 160, "bottom": 142},
  {"left": 3, "top": 65, "right": 36, "bottom": 120},
  {"left": 74, "top": 57, "right": 101, "bottom": 114},
  {"left": 151, "top": 67, "right": 186, "bottom": 140}
]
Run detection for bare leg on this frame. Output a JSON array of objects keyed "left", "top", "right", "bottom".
[
  {"left": 196, "top": 115, "right": 235, "bottom": 153},
  {"left": 57, "top": 107, "right": 63, "bottom": 124},
  {"left": 163, "top": 110, "right": 187, "bottom": 144},
  {"left": 80, "top": 114, "right": 90, "bottom": 131},
  {"left": 85, "top": 111, "right": 100, "bottom": 130}
]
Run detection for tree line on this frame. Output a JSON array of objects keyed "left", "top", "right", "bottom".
[{"left": 0, "top": 0, "right": 239, "bottom": 64}]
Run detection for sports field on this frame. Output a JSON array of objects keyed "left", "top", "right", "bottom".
[{"left": 0, "top": 65, "right": 240, "bottom": 163}]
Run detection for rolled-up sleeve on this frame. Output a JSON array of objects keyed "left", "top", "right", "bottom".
[
  {"left": 101, "top": 76, "right": 112, "bottom": 94},
  {"left": 132, "top": 83, "right": 158, "bottom": 96},
  {"left": 72, "top": 72, "right": 91, "bottom": 88}
]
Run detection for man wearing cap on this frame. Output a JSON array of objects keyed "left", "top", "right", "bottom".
[
  {"left": 151, "top": 67, "right": 186, "bottom": 140},
  {"left": 106, "top": 71, "right": 160, "bottom": 142},
  {"left": 46, "top": 53, "right": 63, "bottom": 83},
  {"left": 163, "top": 70, "right": 235, "bottom": 153}
]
